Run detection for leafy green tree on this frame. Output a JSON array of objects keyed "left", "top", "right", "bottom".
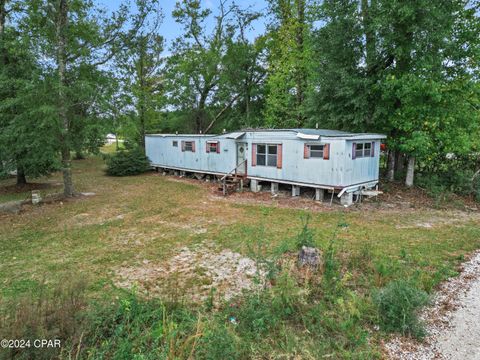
[
  {"left": 217, "top": 14, "right": 267, "bottom": 130},
  {"left": 308, "top": 0, "right": 480, "bottom": 186},
  {"left": 0, "top": 27, "right": 59, "bottom": 185},
  {"left": 264, "top": 0, "right": 312, "bottom": 127},
  {"left": 21, "top": 0, "right": 149, "bottom": 196},
  {"left": 306, "top": 0, "right": 367, "bottom": 130},
  {"left": 115, "top": 0, "right": 164, "bottom": 152},
  {"left": 166, "top": 0, "right": 262, "bottom": 134}
]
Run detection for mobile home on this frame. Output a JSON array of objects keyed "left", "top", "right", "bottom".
[{"left": 145, "top": 129, "right": 386, "bottom": 205}]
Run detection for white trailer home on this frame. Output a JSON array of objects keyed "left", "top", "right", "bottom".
[{"left": 145, "top": 129, "right": 386, "bottom": 205}]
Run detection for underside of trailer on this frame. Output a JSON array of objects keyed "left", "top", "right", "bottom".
[{"left": 150, "top": 163, "right": 381, "bottom": 206}]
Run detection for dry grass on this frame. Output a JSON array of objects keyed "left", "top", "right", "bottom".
[{"left": 1, "top": 154, "right": 480, "bottom": 303}]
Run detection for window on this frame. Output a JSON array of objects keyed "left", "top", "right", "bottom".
[
  {"left": 185, "top": 141, "right": 193, "bottom": 151},
  {"left": 256, "top": 144, "right": 278, "bottom": 167},
  {"left": 364, "top": 142, "right": 371, "bottom": 157},
  {"left": 309, "top": 145, "right": 324, "bottom": 158},
  {"left": 172, "top": 141, "right": 178, "bottom": 147},
  {"left": 353, "top": 142, "right": 374, "bottom": 159},
  {"left": 304, "top": 143, "right": 330, "bottom": 160},
  {"left": 257, "top": 145, "right": 266, "bottom": 166},
  {"left": 182, "top": 141, "right": 195, "bottom": 152},
  {"left": 355, "top": 143, "right": 364, "bottom": 158},
  {"left": 209, "top": 143, "right": 217, "bottom": 152}
]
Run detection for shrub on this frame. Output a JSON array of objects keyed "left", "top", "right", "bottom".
[
  {"left": 105, "top": 148, "right": 151, "bottom": 176},
  {"left": 473, "top": 175, "right": 480, "bottom": 202},
  {"left": 373, "top": 280, "right": 429, "bottom": 338},
  {"left": 416, "top": 169, "right": 480, "bottom": 202}
]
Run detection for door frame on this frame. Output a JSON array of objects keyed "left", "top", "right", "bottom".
[{"left": 236, "top": 142, "right": 247, "bottom": 175}]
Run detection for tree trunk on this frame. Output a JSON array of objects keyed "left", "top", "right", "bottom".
[
  {"left": 294, "top": 0, "right": 306, "bottom": 126},
  {"left": 244, "top": 74, "right": 250, "bottom": 123},
  {"left": 57, "top": 0, "right": 74, "bottom": 197},
  {"left": 0, "top": 0, "right": 6, "bottom": 65},
  {"left": 405, "top": 156, "right": 415, "bottom": 187},
  {"left": 0, "top": 0, "right": 5, "bottom": 40},
  {"left": 16, "top": 166, "right": 27, "bottom": 187},
  {"left": 395, "top": 152, "right": 405, "bottom": 173},
  {"left": 0, "top": 0, "right": 5, "bottom": 39},
  {"left": 387, "top": 150, "right": 396, "bottom": 181},
  {"left": 138, "top": 39, "right": 146, "bottom": 152},
  {"left": 361, "top": 0, "right": 377, "bottom": 71},
  {"left": 196, "top": 87, "right": 210, "bottom": 134}
]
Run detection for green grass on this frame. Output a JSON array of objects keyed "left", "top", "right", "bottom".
[{"left": 1, "top": 154, "right": 479, "bottom": 358}]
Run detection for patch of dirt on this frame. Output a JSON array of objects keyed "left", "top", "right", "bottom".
[
  {"left": 64, "top": 209, "right": 127, "bottom": 228},
  {"left": 114, "top": 242, "right": 267, "bottom": 305},
  {"left": 372, "top": 181, "right": 479, "bottom": 212},
  {"left": 161, "top": 174, "right": 337, "bottom": 212},
  {"left": 394, "top": 211, "right": 480, "bottom": 229},
  {"left": 159, "top": 173, "right": 480, "bottom": 214},
  {"left": 139, "top": 215, "right": 208, "bottom": 234},
  {"left": 384, "top": 250, "right": 480, "bottom": 359}
]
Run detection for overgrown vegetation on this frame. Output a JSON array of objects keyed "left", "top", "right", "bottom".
[
  {"left": 105, "top": 148, "right": 151, "bottom": 176},
  {"left": 1, "top": 157, "right": 480, "bottom": 358},
  {"left": 416, "top": 168, "right": 480, "bottom": 203},
  {"left": 0, "top": 218, "right": 381, "bottom": 359},
  {"left": 0, "top": 280, "right": 88, "bottom": 360},
  {"left": 0, "top": 208, "right": 447, "bottom": 359},
  {"left": 373, "top": 280, "right": 430, "bottom": 338}
]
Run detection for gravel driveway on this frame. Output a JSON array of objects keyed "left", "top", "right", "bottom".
[{"left": 385, "top": 251, "right": 480, "bottom": 360}]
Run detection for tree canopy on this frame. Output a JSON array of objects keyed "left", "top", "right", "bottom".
[{"left": 0, "top": 0, "right": 479, "bottom": 192}]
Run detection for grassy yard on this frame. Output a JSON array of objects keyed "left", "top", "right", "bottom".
[{"left": 1, "top": 153, "right": 479, "bottom": 359}]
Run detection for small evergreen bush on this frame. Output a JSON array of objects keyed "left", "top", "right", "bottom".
[
  {"left": 373, "top": 280, "right": 429, "bottom": 338},
  {"left": 105, "top": 148, "right": 151, "bottom": 176}
]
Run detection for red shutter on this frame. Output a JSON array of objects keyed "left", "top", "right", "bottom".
[
  {"left": 252, "top": 144, "right": 257, "bottom": 166},
  {"left": 206, "top": 141, "right": 210, "bottom": 153},
  {"left": 352, "top": 143, "right": 356, "bottom": 159},
  {"left": 371, "top": 141, "right": 375, "bottom": 157},
  {"left": 192, "top": 141, "right": 196, "bottom": 152},
  {"left": 181, "top": 141, "right": 185, "bottom": 152},
  {"left": 216, "top": 141, "right": 220, "bottom": 154},
  {"left": 277, "top": 144, "right": 283, "bottom": 169},
  {"left": 323, "top": 144, "right": 330, "bottom": 160},
  {"left": 304, "top": 144, "right": 309, "bottom": 159}
]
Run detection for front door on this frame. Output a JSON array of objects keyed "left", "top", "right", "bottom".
[{"left": 236, "top": 143, "right": 247, "bottom": 175}]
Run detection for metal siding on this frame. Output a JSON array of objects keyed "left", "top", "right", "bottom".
[
  {"left": 145, "top": 136, "right": 237, "bottom": 173},
  {"left": 146, "top": 131, "right": 383, "bottom": 187},
  {"left": 344, "top": 140, "right": 381, "bottom": 185},
  {"left": 246, "top": 132, "right": 344, "bottom": 187}
]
